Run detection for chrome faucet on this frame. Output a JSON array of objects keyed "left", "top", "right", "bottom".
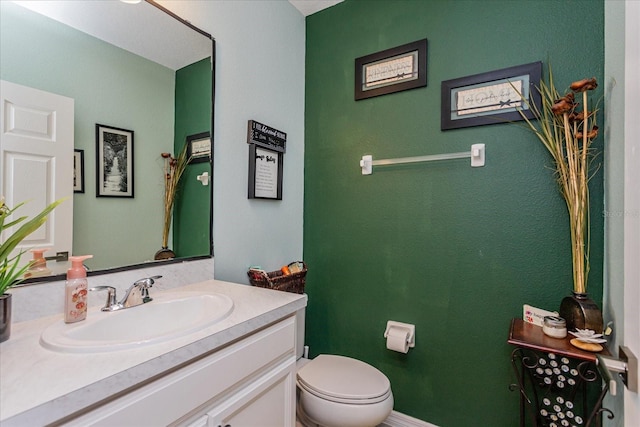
[{"left": 90, "top": 275, "right": 162, "bottom": 312}]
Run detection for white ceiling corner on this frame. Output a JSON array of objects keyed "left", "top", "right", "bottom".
[{"left": 288, "top": 0, "right": 343, "bottom": 16}]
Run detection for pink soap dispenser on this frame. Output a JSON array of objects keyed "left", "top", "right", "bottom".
[
  {"left": 25, "top": 247, "right": 52, "bottom": 278},
  {"left": 64, "top": 255, "right": 93, "bottom": 323}
]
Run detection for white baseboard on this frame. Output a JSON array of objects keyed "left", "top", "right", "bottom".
[{"left": 379, "top": 410, "right": 439, "bottom": 427}]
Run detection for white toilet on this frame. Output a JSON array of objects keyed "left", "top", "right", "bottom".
[{"left": 295, "top": 310, "right": 394, "bottom": 427}]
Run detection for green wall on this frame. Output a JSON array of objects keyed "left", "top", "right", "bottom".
[
  {"left": 303, "top": 1, "right": 604, "bottom": 426},
  {"left": 174, "top": 58, "right": 213, "bottom": 258}
]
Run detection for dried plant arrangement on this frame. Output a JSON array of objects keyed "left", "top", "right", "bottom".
[
  {"left": 157, "top": 145, "right": 189, "bottom": 257},
  {"left": 517, "top": 70, "right": 600, "bottom": 295}
]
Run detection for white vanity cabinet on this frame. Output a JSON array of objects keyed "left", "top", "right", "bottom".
[{"left": 63, "top": 316, "right": 297, "bottom": 427}]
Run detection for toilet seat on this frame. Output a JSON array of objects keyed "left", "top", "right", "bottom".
[{"left": 297, "top": 355, "right": 391, "bottom": 405}]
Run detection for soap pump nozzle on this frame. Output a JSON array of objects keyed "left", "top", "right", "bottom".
[{"left": 67, "top": 255, "right": 93, "bottom": 279}]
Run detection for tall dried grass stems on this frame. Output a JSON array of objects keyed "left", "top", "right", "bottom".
[
  {"left": 160, "top": 145, "right": 190, "bottom": 249},
  {"left": 518, "top": 70, "right": 600, "bottom": 294}
]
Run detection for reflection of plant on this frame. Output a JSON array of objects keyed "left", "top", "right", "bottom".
[
  {"left": 160, "top": 145, "right": 189, "bottom": 249},
  {"left": 0, "top": 198, "right": 62, "bottom": 294},
  {"left": 518, "top": 69, "right": 599, "bottom": 294}
]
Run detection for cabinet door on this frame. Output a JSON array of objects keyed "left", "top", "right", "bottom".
[
  {"left": 207, "top": 359, "right": 296, "bottom": 427},
  {"left": 186, "top": 415, "right": 209, "bottom": 427},
  {"left": 62, "top": 317, "right": 295, "bottom": 427}
]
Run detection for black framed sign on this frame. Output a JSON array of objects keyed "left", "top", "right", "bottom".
[
  {"left": 247, "top": 120, "right": 286, "bottom": 153},
  {"left": 73, "top": 149, "right": 84, "bottom": 193},
  {"left": 248, "top": 144, "right": 283, "bottom": 200},
  {"left": 355, "top": 38, "right": 428, "bottom": 100},
  {"left": 441, "top": 61, "right": 542, "bottom": 130},
  {"left": 186, "top": 131, "right": 211, "bottom": 164},
  {"left": 95, "top": 124, "right": 134, "bottom": 198}
]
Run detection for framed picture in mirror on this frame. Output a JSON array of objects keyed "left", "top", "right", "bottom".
[
  {"left": 96, "top": 124, "right": 134, "bottom": 198},
  {"left": 73, "top": 149, "right": 84, "bottom": 193},
  {"left": 186, "top": 131, "right": 211, "bottom": 164}
]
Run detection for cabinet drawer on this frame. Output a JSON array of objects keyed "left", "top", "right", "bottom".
[{"left": 64, "top": 316, "right": 296, "bottom": 426}]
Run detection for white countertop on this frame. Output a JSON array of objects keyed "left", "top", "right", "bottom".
[{"left": 0, "top": 280, "right": 307, "bottom": 426}]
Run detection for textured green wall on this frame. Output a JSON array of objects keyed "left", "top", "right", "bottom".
[
  {"left": 303, "top": 1, "right": 604, "bottom": 426},
  {"left": 174, "top": 58, "right": 213, "bottom": 258}
]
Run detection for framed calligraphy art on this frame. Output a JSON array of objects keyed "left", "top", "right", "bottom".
[
  {"left": 441, "top": 61, "right": 542, "bottom": 130},
  {"left": 355, "top": 39, "right": 428, "bottom": 101},
  {"left": 186, "top": 131, "right": 211, "bottom": 164}
]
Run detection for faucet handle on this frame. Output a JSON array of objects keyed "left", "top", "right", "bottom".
[
  {"left": 89, "top": 286, "right": 117, "bottom": 311},
  {"left": 133, "top": 275, "right": 162, "bottom": 288}
]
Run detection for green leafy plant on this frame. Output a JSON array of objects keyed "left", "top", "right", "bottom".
[
  {"left": 0, "top": 198, "right": 63, "bottom": 294},
  {"left": 517, "top": 69, "right": 600, "bottom": 294}
]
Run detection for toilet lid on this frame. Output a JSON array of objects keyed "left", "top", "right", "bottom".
[{"left": 297, "top": 355, "right": 391, "bottom": 403}]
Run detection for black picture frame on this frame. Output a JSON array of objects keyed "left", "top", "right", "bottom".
[
  {"left": 95, "top": 124, "right": 134, "bottom": 198},
  {"left": 355, "top": 39, "right": 428, "bottom": 101},
  {"left": 248, "top": 144, "right": 283, "bottom": 200},
  {"left": 186, "top": 131, "right": 211, "bottom": 164},
  {"left": 73, "top": 149, "right": 84, "bottom": 193},
  {"left": 441, "top": 61, "right": 542, "bottom": 131}
]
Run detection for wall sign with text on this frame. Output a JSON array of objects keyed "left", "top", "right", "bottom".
[
  {"left": 247, "top": 120, "right": 286, "bottom": 153},
  {"left": 247, "top": 120, "right": 286, "bottom": 200},
  {"left": 248, "top": 144, "right": 283, "bottom": 200}
]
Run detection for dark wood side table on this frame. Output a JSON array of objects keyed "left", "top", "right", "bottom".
[{"left": 508, "top": 318, "right": 615, "bottom": 427}]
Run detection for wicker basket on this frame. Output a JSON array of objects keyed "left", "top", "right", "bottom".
[{"left": 247, "top": 262, "right": 307, "bottom": 294}]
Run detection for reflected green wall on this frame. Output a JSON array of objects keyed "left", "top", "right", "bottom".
[
  {"left": 174, "top": 58, "right": 212, "bottom": 257},
  {"left": 303, "top": 1, "right": 604, "bottom": 425},
  {"left": 0, "top": 2, "right": 173, "bottom": 271}
]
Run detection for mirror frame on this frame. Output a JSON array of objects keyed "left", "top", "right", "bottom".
[{"left": 16, "top": 0, "right": 216, "bottom": 286}]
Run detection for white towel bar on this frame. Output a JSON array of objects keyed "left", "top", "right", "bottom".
[{"left": 359, "top": 143, "right": 485, "bottom": 175}]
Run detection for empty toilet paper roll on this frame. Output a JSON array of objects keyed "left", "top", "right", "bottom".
[{"left": 386, "top": 326, "right": 410, "bottom": 353}]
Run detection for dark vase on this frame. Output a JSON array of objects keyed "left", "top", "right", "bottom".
[
  {"left": 559, "top": 291, "right": 603, "bottom": 333},
  {"left": 0, "top": 293, "right": 12, "bottom": 343},
  {"left": 154, "top": 247, "right": 175, "bottom": 261}
]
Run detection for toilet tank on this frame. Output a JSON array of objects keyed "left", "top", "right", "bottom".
[{"left": 296, "top": 307, "right": 305, "bottom": 360}]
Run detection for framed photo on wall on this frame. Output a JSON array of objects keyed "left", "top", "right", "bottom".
[
  {"left": 95, "top": 124, "right": 134, "bottom": 198},
  {"left": 441, "top": 61, "right": 542, "bottom": 130},
  {"left": 73, "top": 149, "right": 84, "bottom": 193},
  {"left": 248, "top": 144, "right": 283, "bottom": 200}
]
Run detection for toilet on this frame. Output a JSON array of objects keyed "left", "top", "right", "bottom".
[{"left": 295, "top": 310, "right": 394, "bottom": 427}]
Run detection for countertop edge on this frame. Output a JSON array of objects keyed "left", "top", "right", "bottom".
[{"left": 1, "top": 284, "right": 307, "bottom": 426}]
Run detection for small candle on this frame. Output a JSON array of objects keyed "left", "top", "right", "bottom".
[{"left": 543, "top": 316, "right": 567, "bottom": 339}]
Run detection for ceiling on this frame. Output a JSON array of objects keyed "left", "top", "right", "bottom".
[
  {"left": 12, "top": 0, "right": 212, "bottom": 70},
  {"left": 288, "top": 0, "right": 343, "bottom": 16},
  {"left": 13, "top": 0, "right": 342, "bottom": 71}
]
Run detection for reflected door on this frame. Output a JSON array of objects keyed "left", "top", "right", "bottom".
[{"left": 0, "top": 80, "right": 74, "bottom": 267}]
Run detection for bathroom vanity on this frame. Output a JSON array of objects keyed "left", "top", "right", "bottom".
[{"left": 0, "top": 280, "right": 307, "bottom": 426}]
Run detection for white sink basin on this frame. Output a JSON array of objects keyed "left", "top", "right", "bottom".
[{"left": 40, "top": 291, "right": 234, "bottom": 353}]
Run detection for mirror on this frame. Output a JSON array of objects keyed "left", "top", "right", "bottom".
[{"left": 0, "top": 0, "right": 214, "bottom": 281}]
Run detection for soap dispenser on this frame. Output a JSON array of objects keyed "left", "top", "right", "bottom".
[
  {"left": 24, "top": 248, "right": 52, "bottom": 278},
  {"left": 64, "top": 255, "right": 93, "bottom": 324}
]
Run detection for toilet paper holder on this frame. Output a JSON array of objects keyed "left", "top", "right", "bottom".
[{"left": 384, "top": 321, "right": 415, "bottom": 348}]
